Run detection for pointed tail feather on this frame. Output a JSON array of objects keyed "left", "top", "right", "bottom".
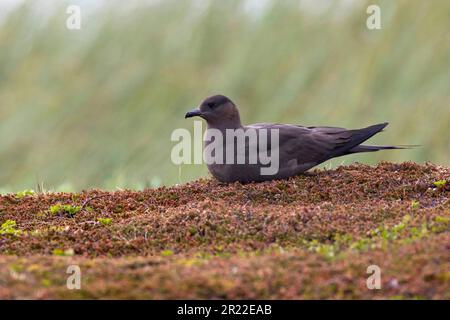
[
  {"left": 328, "top": 122, "right": 389, "bottom": 158},
  {"left": 347, "top": 144, "right": 418, "bottom": 154}
]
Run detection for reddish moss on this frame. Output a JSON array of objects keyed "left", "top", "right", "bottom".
[{"left": 0, "top": 162, "right": 448, "bottom": 299}]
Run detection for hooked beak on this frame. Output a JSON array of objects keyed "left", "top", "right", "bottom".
[{"left": 185, "top": 108, "right": 203, "bottom": 119}]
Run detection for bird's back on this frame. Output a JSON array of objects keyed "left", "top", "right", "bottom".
[{"left": 205, "top": 122, "right": 393, "bottom": 183}]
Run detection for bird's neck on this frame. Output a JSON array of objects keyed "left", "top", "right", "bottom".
[
  {"left": 206, "top": 114, "right": 243, "bottom": 132},
  {"left": 207, "top": 120, "right": 243, "bottom": 132}
]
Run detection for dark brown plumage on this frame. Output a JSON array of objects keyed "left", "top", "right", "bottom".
[{"left": 185, "top": 95, "right": 406, "bottom": 183}]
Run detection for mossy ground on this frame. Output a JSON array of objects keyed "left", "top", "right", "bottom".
[{"left": 0, "top": 162, "right": 449, "bottom": 299}]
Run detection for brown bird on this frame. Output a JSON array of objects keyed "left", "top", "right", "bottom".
[{"left": 185, "top": 94, "right": 406, "bottom": 183}]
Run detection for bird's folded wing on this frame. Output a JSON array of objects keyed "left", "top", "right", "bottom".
[{"left": 253, "top": 124, "right": 354, "bottom": 165}]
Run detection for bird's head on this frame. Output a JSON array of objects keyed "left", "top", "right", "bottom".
[{"left": 185, "top": 95, "right": 241, "bottom": 128}]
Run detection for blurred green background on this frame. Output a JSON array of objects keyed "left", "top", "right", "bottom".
[{"left": 0, "top": 0, "right": 449, "bottom": 193}]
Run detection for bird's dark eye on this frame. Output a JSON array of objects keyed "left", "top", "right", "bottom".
[{"left": 208, "top": 102, "right": 216, "bottom": 109}]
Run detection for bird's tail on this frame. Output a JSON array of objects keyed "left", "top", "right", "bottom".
[
  {"left": 347, "top": 144, "right": 418, "bottom": 154},
  {"left": 340, "top": 122, "right": 418, "bottom": 155}
]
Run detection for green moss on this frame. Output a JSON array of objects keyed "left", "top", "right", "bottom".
[
  {"left": 161, "top": 249, "right": 174, "bottom": 257},
  {"left": 411, "top": 200, "right": 420, "bottom": 209},
  {"left": 433, "top": 180, "right": 447, "bottom": 188},
  {"left": 299, "top": 214, "right": 445, "bottom": 258},
  {"left": 430, "top": 215, "right": 449, "bottom": 233},
  {"left": 9, "top": 263, "right": 25, "bottom": 273},
  {"left": 188, "top": 226, "right": 197, "bottom": 235},
  {"left": 0, "top": 220, "right": 21, "bottom": 236},
  {"left": 48, "top": 204, "right": 81, "bottom": 217},
  {"left": 15, "top": 189, "right": 35, "bottom": 199},
  {"left": 41, "top": 279, "right": 52, "bottom": 287},
  {"left": 390, "top": 294, "right": 426, "bottom": 300},
  {"left": 52, "top": 248, "right": 74, "bottom": 256},
  {"left": 434, "top": 215, "right": 450, "bottom": 224},
  {"left": 98, "top": 217, "right": 112, "bottom": 226}
]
